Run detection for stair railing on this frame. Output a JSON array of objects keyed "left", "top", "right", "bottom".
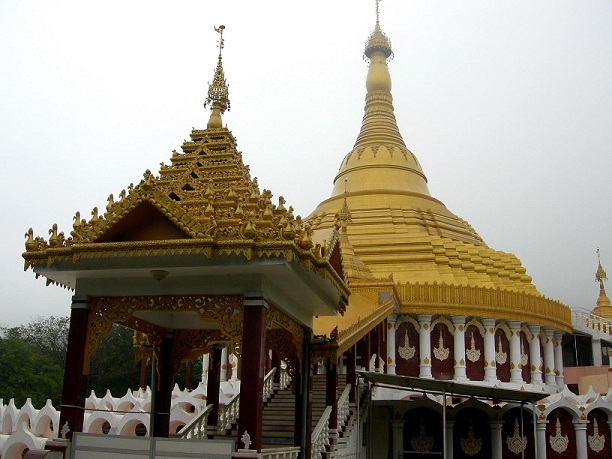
[
  {"left": 336, "top": 384, "right": 351, "bottom": 433},
  {"left": 279, "top": 366, "right": 291, "bottom": 390},
  {"left": 180, "top": 367, "right": 283, "bottom": 439},
  {"left": 311, "top": 405, "right": 332, "bottom": 459},
  {"left": 218, "top": 391, "right": 240, "bottom": 432},
  {"left": 263, "top": 368, "right": 277, "bottom": 401},
  {"left": 178, "top": 403, "right": 213, "bottom": 439},
  {"left": 260, "top": 447, "right": 301, "bottom": 459}
]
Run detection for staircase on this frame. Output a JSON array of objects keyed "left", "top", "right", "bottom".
[
  {"left": 260, "top": 373, "right": 355, "bottom": 450},
  {"left": 261, "top": 383, "right": 296, "bottom": 448}
]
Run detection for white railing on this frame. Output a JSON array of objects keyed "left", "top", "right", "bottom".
[
  {"left": 572, "top": 308, "right": 612, "bottom": 336},
  {"left": 264, "top": 368, "right": 277, "bottom": 401},
  {"left": 218, "top": 392, "right": 240, "bottom": 432},
  {"left": 260, "top": 447, "right": 301, "bottom": 459},
  {"left": 179, "top": 404, "right": 213, "bottom": 439},
  {"left": 336, "top": 384, "right": 351, "bottom": 433},
  {"left": 279, "top": 367, "right": 291, "bottom": 390},
  {"left": 311, "top": 406, "right": 332, "bottom": 459}
]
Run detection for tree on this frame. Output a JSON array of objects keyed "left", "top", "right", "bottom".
[
  {"left": 3, "top": 316, "right": 69, "bottom": 368},
  {"left": 0, "top": 337, "right": 63, "bottom": 408},
  {"left": 87, "top": 324, "right": 142, "bottom": 396}
]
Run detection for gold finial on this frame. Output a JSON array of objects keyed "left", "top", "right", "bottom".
[
  {"left": 205, "top": 25, "right": 230, "bottom": 128},
  {"left": 596, "top": 248, "right": 607, "bottom": 285},
  {"left": 364, "top": 0, "right": 393, "bottom": 61}
]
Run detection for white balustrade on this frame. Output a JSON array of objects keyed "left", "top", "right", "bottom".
[
  {"left": 263, "top": 368, "right": 277, "bottom": 401},
  {"left": 179, "top": 404, "right": 213, "bottom": 439},
  {"left": 218, "top": 392, "right": 240, "bottom": 432},
  {"left": 336, "top": 384, "right": 351, "bottom": 432},
  {"left": 260, "top": 447, "right": 301, "bottom": 459},
  {"left": 311, "top": 406, "right": 332, "bottom": 459}
]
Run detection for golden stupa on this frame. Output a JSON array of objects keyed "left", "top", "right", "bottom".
[{"left": 308, "top": 8, "right": 571, "bottom": 334}]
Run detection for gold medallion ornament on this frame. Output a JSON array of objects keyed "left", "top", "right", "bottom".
[
  {"left": 410, "top": 419, "right": 434, "bottom": 452},
  {"left": 588, "top": 418, "right": 605, "bottom": 453},
  {"left": 433, "top": 326, "right": 449, "bottom": 361},
  {"left": 466, "top": 332, "right": 481, "bottom": 363},
  {"left": 549, "top": 415, "right": 569, "bottom": 454},
  {"left": 398, "top": 330, "right": 416, "bottom": 360},
  {"left": 506, "top": 418, "right": 527, "bottom": 454},
  {"left": 495, "top": 334, "right": 507, "bottom": 365},
  {"left": 460, "top": 420, "right": 482, "bottom": 456}
]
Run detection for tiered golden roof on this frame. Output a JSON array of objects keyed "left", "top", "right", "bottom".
[
  {"left": 23, "top": 28, "right": 349, "bottom": 309},
  {"left": 311, "top": 5, "right": 572, "bottom": 336}
]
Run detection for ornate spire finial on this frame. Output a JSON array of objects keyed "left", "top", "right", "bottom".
[
  {"left": 364, "top": 0, "right": 393, "bottom": 61},
  {"left": 596, "top": 248, "right": 608, "bottom": 285},
  {"left": 205, "top": 25, "right": 230, "bottom": 129}
]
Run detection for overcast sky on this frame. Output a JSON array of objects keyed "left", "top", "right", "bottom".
[{"left": 1, "top": 1, "right": 610, "bottom": 326}]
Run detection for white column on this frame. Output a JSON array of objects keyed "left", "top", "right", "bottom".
[
  {"left": 445, "top": 420, "right": 454, "bottom": 459},
  {"left": 220, "top": 347, "right": 228, "bottom": 382},
  {"left": 535, "top": 421, "right": 548, "bottom": 459},
  {"left": 508, "top": 321, "right": 524, "bottom": 384},
  {"left": 573, "top": 421, "right": 588, "bottom": 459},
  {"left": 418, "top": 314, "right": 433, "bottom": 379},
  {"left": 528, "top": 324, "right": 543, "bottom": 384},
  {"left": 201, "top": 353, "right": 210, "bottom": 383},
  {"left": 391, "top": 420, "right": 404, "bottom": 459},
  {"left": 490, "top": 420, "right": 503, "bottom": 459},
  {"left": 542, "top": 328, "right": 556, "bottom": 386},
  {"left": 452, "top": 316, "right": 467, "bottom": 381},
  {"left": 593, "top": 338, "right": 603, "bottom": 367},
  {"left": 482, "top": 319, "right": 497, "bottom": 383},
  {"left": 387, "top": 316, "right": 397, "bottom": 375},
  {"left": 554, "top": 331, "right": 565, "bottom": 386}
]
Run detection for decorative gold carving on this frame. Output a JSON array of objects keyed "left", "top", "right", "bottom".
[
  {"left": 397, "top": 283, "right": 571, "bottom": 332},
  {"left": 495, "top": 335, "right": 507, "bottom": 365},
  {"left": 410, "top": 419, "right": 434, "bottom": 452},
  {"left": 506, "top": 418, "right": 527, "bottom": 454},
  {"left": 466, "top": 332, "right": 481, "bottom": 363},
  {"left": 460, "top": 420, "right": 482, "bottom": 456},
  {"left": 398, "top": 330, "right": 416, "bottom": 360},
  {"left": 549, "top": 415, "right": 569, "bottom": 453},
  {"left": 520, "top": 339, "right": 529, "bottom": 367},
  {"left": 84, "top": 295, "right": 243, "bottom": 374},
  {"left": 588, "top": 418, "right": 605, "bottom": 453},
  {"left": 433, "top": 326, "right": 449, "bottom": 361}
]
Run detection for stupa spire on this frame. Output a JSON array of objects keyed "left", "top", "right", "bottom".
[
  {"left": 596, "top": 248, "right": 611, "bottom": 307},
  {"left": 325, "top": 0, "right": 430, "bottom": 200},
  {"left": 205, "top": 25, "right": 230, "bottom": 129}
]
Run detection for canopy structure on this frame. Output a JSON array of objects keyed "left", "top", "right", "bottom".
[{"left": 358, "top": 372, "right": 549, "bottom": 404}]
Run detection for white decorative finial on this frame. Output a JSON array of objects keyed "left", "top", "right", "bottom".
[
  {"left": 376, "top": 0, "right": 381, "bottom": 25},
  {"left": 241, "top": 430, "right": 251, "bottom": 450}
]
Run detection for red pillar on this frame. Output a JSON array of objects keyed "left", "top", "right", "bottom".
[
  {"left": 238, "top": 293, "right": 268, "bottom": 452},
  {"left": 207, "top": 344, "right": 223, "bottom": 435},
  {"left": 58, "top": 296, "right": 90, "bottom": 440},
  {"left": 153, "top": 330, "right": 174, "bottom": 438},
  {"left": 139, "top": 359, "right": 148, "bottom": 390},
  {"left": 346, "top": 346, "right": 356, "bottom": 403},
  {"left": 185, "top": 361, "right": 192, "bottom": 390}
]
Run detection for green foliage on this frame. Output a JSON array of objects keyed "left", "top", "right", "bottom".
[
  {"left": 0, "top": 317, "right": 205, "bottom": 409},
  {"left": 87, "top": 324, "right": 142, "bottom": 396},
  {"left": 3, "top": 316, "right": 69, "bottom": 368},
  {"left": 0, "top": 337, "right": 63, "bottom": 408}
]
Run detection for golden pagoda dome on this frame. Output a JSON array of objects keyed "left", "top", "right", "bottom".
[
  {"left": 307, "top": 4, "right": 571, "bottom": 331},
  {"left": 592, "top": 250, "right": 612, "bottom": 319}
]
